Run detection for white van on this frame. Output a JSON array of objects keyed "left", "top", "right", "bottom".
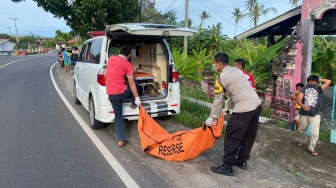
[{"left": 73, "top": 23, "right": 196, "bottom": 129}]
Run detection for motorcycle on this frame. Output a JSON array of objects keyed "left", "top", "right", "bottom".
[{"left": 58, "top": 56, "right": 64, "bottom": 68}]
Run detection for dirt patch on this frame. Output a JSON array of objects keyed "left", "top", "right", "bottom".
[{"left": 254, "top": 123, "right": 336, "bottom": 188}]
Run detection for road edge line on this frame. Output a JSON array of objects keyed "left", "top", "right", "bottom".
[{"left": 50, "top": 63, "right": 139, "bottom": 188}]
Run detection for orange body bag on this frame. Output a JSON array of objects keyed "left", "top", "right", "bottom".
[{"left": 138, "top": 106, "right": 224, "bottom": 162}]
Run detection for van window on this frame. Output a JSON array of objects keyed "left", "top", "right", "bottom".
[
  {"left": 91, "top": 38, "right": 103, "bottom": 64},
  {"left": 78, "top": 44, "right": 87, "bottom": 61},
  {"left": 85, "top": 42, "right": 92, "bottom": 62}
]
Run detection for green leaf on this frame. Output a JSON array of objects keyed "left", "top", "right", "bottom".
[
  {"left": 326, "top": 47, "right": 334, "bottom": 60},
  {"left": 256, "top": 37, "right": 288, "bottom": 63}
]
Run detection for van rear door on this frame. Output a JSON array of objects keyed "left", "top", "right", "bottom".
[{"left": 105, "top": 23, "right": 196, "bottom": 37}]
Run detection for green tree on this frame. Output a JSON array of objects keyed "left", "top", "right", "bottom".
[
  {"left": 200, "top": 11, "right": 210, "bottom": 29},
  {"left": 244, "top": 0, "right": 257, "bottom": 28},
  {"left": 0, "top": 33, "right": 17, "bottom": 43},
  {"left": 231, "top": 8, "right": 246, "bottom": 37},
  {"left": 312, "top": 36, "right": 336, "bottom": 84},
  {"left": 11, "top": 0, "right": 141, "bottom": 37},
  {"left": 42, "top": 30, "right": 74, "bottom": 49},
  {"left": 135, "top": 0, "right": 177, "bottom": 24},
  {"left": 178, "top": 19, "right": 193, "bottom": 28},
  {"left": 287, "top": 0, "right": 301, "bottom": 8},
  {"left": 250, "top": 3, "right": 277, "bottom": 27}
]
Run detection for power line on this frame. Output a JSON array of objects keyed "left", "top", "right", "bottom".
[
  {"left": 197, "top": 0, "right": 247, "bottom": 31},
  {"left": 162, "top": 0, "right": 178, "bottom": 14}
]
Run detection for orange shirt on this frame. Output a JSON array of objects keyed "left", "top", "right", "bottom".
[{"left": 105, "top": 55, "right": 133, "bottom": 95}]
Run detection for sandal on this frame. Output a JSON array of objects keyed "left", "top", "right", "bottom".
[
  {"left": 297, "top": 141, "right": 304, "bottom": 147},
  {"left": 117, "top": 140, "right": 129, "bottom": 147},
  {"left": 131, "top": 104, "right": 137, "bottom": 109},
  {"left": 309, "top": 150, "right": 318, "bottom": 156}
]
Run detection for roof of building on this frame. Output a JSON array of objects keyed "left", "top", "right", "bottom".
[
  {"left": 0, "top": 39, "right": 10, "bottom": 45},
  {"left": 236, "top": 6, "right": 336, "bottom": 40},
  {"left": 67, "top": 37, "right": 81, "bottom": 44}
]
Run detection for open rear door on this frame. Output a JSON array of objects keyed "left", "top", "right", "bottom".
[{"left": 105, "top": 23, "right": 196, "bottom": 37}]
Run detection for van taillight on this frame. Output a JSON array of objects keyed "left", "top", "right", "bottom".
[
  {"left": 171, "top": 66, "right": 179, "bottom": 83},
  {"left": 97, "top": 68, "right": 106, "bottom": 86}
]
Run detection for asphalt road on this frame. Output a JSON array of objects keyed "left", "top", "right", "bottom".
[{"left": 0, "top": 54, "right": 167, "bottom": 188}]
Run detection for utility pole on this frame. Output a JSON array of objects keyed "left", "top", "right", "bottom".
[
  {"left": 6, "top": 27, "right": 11, "bottom": 35},
  {"left": 183, "top": 0, "right": 189, "bottom": 55},
  {"left": 9, "top": 18, "right": 19, "bottom": 43}
]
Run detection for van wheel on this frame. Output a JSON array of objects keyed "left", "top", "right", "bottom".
[
  {"left": 73, "top": 82, "right": 81, "bottom": 105},
  {"left": 89, "top": 97, "right": 107, "bottom": 129}
]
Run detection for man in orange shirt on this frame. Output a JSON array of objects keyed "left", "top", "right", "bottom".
[{"left": 105, "top": 45, "right": 140, "bottom": 147}]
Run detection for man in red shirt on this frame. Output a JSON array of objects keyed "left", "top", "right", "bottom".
[
  {"left": 106, "top": 45, "right": 140, "bottom": 147},
  {"left": 233, "top": 59, "right": 255, "bottom": 90}
]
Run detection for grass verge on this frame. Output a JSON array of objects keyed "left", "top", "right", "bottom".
[
  {"left": 285, "top": 168, "right": 309, "bottom": 180},
  {"left": 173, "top": 98, "right": 211, "bottom": 129}
]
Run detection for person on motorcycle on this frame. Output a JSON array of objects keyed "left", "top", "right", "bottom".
[{"left": 58, "top": 49, "right": 64, "bottom": 68}]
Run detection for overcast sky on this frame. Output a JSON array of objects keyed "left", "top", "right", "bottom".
[{"left": 0, "top": 0, "right": 297, "bottom": 38}]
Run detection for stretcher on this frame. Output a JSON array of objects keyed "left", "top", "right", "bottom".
[{"left": 138, "top": 105, "right": 224, "bottom": 161}]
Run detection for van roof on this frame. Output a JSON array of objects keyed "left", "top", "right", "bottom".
[{"left": 105, "top": 23, "right": 196, "bottom": 37}]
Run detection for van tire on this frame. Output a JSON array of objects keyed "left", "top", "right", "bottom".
[
  {"left": 89, "top": 97, "right": 107, "bottom": 129},
  {"left": 73, "top": 82, "right": 81, "bottom": 105}
]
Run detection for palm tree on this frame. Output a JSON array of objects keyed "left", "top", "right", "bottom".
[
  {"left": 200, "top": 11, "right": 210, "bottom": 29},
  {"left": 287, "top": 0, "right": 301, "bottom": 8},
  {"left": 231, "top": 8, "right": 246, "bottom": 37},
  {"left": 244, "top": 0, "right": 257, "bottom": 28},
  {"left": 250, "top": 3, "right": 277, "bottom": 27}
]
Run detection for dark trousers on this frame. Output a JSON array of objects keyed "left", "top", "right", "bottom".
[
  {"left": 223, "top": 104, "right": 262, "bottom": 165},
  {"left": 108, "top": 81, "right": 137, "bottom": 141}
]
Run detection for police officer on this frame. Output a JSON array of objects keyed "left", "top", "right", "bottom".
[{"left": 205, "top": 52, "right": 262, "bottom": 176}]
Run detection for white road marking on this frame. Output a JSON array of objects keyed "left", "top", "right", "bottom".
[{"left": 50, "top": 63, "right": 139, "bottom": 188}]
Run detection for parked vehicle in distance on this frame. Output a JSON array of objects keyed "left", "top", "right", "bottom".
[{"left": 73, "top": 23, "right": 196, "bottom": 129}]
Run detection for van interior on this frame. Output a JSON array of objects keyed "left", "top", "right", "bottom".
[{"left": 108, "top": 38, "right": 168, "bottom": 100}]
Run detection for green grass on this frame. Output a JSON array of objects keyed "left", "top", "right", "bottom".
[
  {"left": 173, "top": 98, "right": 211, "bottom": 129},
  {"left": 319, "top": 130, "right": 330, "bottom": 141},
  {"left": 261, "top": 107, "right": 272, "bottom": 118},
  {"left": 274, "top": 120, "right": 289, "bottom": 129},
  {"left": 180, "top": 85, "right": 214, "bottom": 104},
  {"left": 285, "top": 169, "right": 309, "bottom": 180}
]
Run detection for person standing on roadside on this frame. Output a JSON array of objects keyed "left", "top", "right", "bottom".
[
  {"left": 61, "top": 48, "right": 70, "bottom": 72},
  {"left": 233, "top": 59, "right": 255, "bottom": 90},
  {"left": 105, "top": 45, "right": 141, "bottom": 147},
  {"left": 289, "top": 83, "right": 304, "bottom": 132},
  {"left": 71, "top": 46, "right": 80, "bottom": 74},
  {"left": 296, "top": 75, "right": 331, "bottom": 156},
  {"left": 205, "top": 52, "right": 262, "bottom": 176}
]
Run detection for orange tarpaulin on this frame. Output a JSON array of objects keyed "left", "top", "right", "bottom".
[
  {"left": 138, "top": 105, "right": 224, "bottom": 162},
  {"left": 133, "top": 71, "right": 153, "bottom": 78}
]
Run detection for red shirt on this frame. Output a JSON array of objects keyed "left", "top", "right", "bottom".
[
  {"left": 243, "top": 71, "right": 255, "bottom": 89},
  {"left": 106, "top": 55, "right": 133, "bottom": 95}
]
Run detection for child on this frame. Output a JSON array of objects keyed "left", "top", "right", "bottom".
[
  {"left": 62, "top": 49, "right": 71, "bottom": 72},
  {"left": 290, "top": 83, "right": 304, "bottom": 132},
  {"left": 296, "top": 75, "right": 331, "bottom": 156}
]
